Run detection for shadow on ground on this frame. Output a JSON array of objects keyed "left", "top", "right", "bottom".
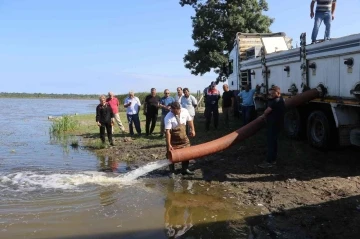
[{"left": 245, "top": 195, "right": 360, "bottom": 239}]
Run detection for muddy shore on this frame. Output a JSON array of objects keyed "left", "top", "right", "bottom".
[{"left": 80, "top": 112, "right": 360, "bottom": 239}]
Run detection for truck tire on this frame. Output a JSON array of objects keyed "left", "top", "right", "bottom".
[
  {"left": 306, "top": 110, "right": 333, "bottom": 149},
  {"left": 284, "top": 108, "right": 302, "bottom": 138}
]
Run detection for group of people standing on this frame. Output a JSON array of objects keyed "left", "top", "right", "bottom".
[
  {"left": 95, "top": 87, "right": 199, "bottom": 176},
  {"left": 202, "top": 81, "right": 234, "bottom": 130},
  {"left": 94, "top": 87, "right": 198, "bottom": 141},
  {"left": 96, "top": 91, "right": 141, "bottom": 145},
  {"left": 141, "top": 87, "right": 198, "bottom": 137},
  {"left": 95, "top": 92, "right": 127, "bottom": 146},
  {"left": 96, "top": 81, "right": 286, "bottom": 173}
]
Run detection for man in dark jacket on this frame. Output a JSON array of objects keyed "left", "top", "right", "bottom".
[
  {"left": 96, "top": 95, "right": 114, "bottom": 146},
  {"left": 258, "top": 86, "right": 285, "bottom": 168},
  {"left": 222, "top": 84, "right": 234, "bottom": 128},
  {"left": 204, "top": 81, "right": 221, "bottom": 130},
  {"left": 144, "top": 88, "right": 160, "bottom": 136}
]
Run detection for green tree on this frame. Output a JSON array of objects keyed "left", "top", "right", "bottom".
[{"left": 180, "top": 0, "right": 273, "bottom": 76}]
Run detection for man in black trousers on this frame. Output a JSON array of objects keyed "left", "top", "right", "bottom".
[
  {"left": 258, "top": 86, "right": 285, "bottom": 168},
  {"left": 96, "top": 95, "right": 114, "bottom": 146},
  {"left": 144, "top": 88, "right": 160, "bottom": 136}
]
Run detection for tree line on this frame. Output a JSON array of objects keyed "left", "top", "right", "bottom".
[{"left": 0, "top": 92, "right": 199, "bottom": 105}]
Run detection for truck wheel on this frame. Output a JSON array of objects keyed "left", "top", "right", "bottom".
[
  {"left": 284, "top": 108, "right": 302, "bottom": 138},
  {"left": 306, "top": 110, "right": 332, "bottom": 149}
]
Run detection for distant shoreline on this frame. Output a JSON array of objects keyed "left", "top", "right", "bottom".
[
  {"left": 0, "top": 93, "right": 99, "bottom": 100},
  {"left": 0, "top": 92, "right": 198, "bottom": 103}
]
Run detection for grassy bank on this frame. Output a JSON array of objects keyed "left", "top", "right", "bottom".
[
  {"left": 69, "top": 111, "right": 171, "bottom": 151},
  {"left": 53, "top": 107, "right": 240, "bottom": 156}
]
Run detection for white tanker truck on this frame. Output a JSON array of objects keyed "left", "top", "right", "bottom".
[{"left": 225, "top": 32, "right": 360, "bottom": 149}]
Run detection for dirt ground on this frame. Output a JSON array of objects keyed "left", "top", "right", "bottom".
[{"left": 80, "top": 112, "right": 360, "bottom": 239}]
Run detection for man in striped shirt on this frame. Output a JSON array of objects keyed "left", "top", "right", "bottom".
[{"left": 310, "top": 0, "right": 337, "bottom": 44}]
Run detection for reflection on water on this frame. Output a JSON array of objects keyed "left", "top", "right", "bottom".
[
  {"left": 98, "top": 155, "right": 129, "bottom": 173},
  {"left": 49, "top": 133, "right": 80, "bottom": 155},
  {"left": 164, "top": 181, "right": 195, "bottom": 238},
  {"left": 163, "top": 180, "right": 257, "bottom": 238},
  {"left": 97, "top": 156, "right": 127, "bottom": 207}
]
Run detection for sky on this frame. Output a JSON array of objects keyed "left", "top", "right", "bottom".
[{"left": 0, "top": 0, "right": 359, "bottom": 95}]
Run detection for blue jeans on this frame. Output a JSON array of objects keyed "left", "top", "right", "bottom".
[
  {"left": 127, "top": 114, "right": 141, "bottom": 135},
  {"left": 241, "top": 105, "right": 255, "bottom": 126},
  {"left": 311, "top": 11, "right": 332, "bottom": 42}
]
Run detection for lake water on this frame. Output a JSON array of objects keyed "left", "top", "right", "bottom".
[{"left": 0, "top": 98, "right": 259, "bottom": 239}]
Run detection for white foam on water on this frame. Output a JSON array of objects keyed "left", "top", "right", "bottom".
[
  {"left": 0, "top": 159, "right": 171, "bottom": 192},
  {"left": 118, "top": 159, "right": 170, "bottom": 182}
]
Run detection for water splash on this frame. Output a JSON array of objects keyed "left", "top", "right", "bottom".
[
  {"left": 0, "top": 159, "right": 171, "bottom": 192},
  {"left": 118, "top": 159, "right": 171, "bottom": 182}
]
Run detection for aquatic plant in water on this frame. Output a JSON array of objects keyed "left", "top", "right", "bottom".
[
  {"left": 50, "top": 115, "right": 79, "bottom": 135},
  {"left": 70, "top": 139, "right": 79, "bottom": 149}
]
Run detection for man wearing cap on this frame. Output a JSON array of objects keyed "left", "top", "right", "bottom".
[
  {"left": 258, "top": 86, "right": 285, "bottom": 168},
  {"left": 165, "top": 102, "right": 196, "bottom": 177},
  {"left": 107, "top": 91, "right": 126, "bottom": 134},
  {"left": 204, "top": 81, "right": 221, "bottom": 131}
]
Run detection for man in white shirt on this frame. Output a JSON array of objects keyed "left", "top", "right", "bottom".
[
  {"left": 180, "top": 87, "right": 198, "bottom": 135},
  {"left": 165, "top": 102, "right": 196, "bottom": 177},
  {"left": 123, "top": 91, "right": 142, "bottom": 136},
  {"left": 175, "top": 87, "right": 183, "bottom": 103}
]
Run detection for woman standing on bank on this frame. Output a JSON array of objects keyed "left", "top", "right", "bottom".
[{"left": 96, "top": 95, "right": 114, "bottom": 146}]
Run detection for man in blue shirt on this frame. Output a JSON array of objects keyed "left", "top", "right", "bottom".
[
  {"left": 159, "top": 89, "right": 175, "bottom": 137},
  {"left": 237, "top": 84, "right": 259, "bottom": 126}
]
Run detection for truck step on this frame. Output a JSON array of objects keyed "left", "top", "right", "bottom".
[{"left": 350, "top": 128, "right": 360, "bottom": 147}]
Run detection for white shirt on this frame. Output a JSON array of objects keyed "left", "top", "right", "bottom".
[
  {"left": 175, "top": 94, "right": 183, "bottom": 103},
  {"left": 180, "top": 95, "right": 198, "bottom": 117},
  {"left": 124, "top": 96, "right": 141, "bottom": 115},
  {"left": 164, "top": 108, "right": 192, "bottom": 130}
]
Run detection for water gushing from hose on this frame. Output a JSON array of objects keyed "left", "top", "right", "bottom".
[{"left": 118, "top": 159, "right": 171, "bottom": 182}]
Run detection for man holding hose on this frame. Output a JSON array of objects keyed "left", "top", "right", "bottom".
[
  {"left": 258, "top": 86, "right": 285, "bottom": 168},
  {"left": 165, "top": 102, "right": 196, "bottom": 177}
]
